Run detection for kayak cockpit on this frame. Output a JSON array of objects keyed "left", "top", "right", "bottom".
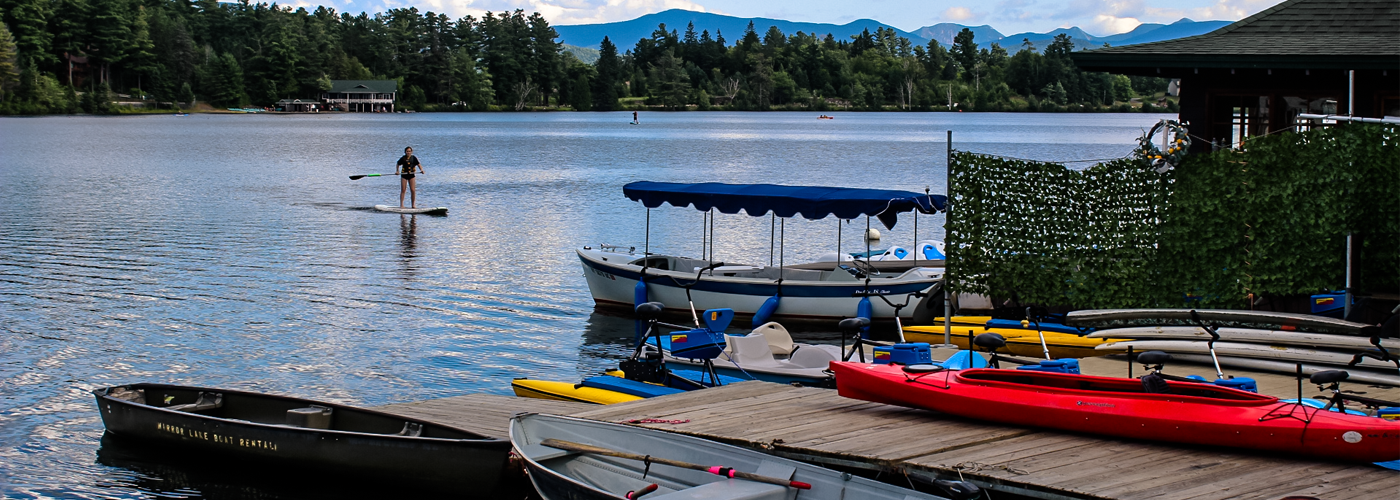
[{"left": 957, "top": 369, "right": 1278, "bottom": 402}]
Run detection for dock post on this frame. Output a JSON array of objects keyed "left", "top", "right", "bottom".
[{"left": 941, "top": 130, "right": 954, "bottom": 348}]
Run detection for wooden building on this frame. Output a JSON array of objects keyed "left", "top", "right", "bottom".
[
  {"left": 275, "top": 99, "right": 321, "bottom": 112},
  {"left": 323, "top": 80, "right": 397, "bottom": 112},
  {"left": 1072, "top": 0, "right": 1399, "bottom": 151}
]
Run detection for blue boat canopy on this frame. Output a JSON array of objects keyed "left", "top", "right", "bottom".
[{"left": 623, "top": 181, "right": 947, "bottom": 229}]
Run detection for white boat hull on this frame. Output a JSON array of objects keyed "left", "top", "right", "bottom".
[{"left": 578, "top": 249, "right": 943, "bottom": 325}]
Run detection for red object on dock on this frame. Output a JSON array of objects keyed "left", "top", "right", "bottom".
[{"left": 831, "top": 363, "right": 1400, "bottom": 463}]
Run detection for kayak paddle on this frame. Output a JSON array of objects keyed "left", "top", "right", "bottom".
[
  {"left": 540, "top": 439, "right": 812, "bottom": 490},
  {"left": 350, "top": 173, "right": 422, "bottom": 180}
]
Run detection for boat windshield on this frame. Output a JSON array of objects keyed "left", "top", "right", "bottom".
[{"left": 960, "top": 371, "right": 1274, "bottom": 402}]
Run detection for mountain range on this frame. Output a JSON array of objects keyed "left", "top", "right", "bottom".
[{"left": 555, "top": 9, "right": 1230, "bottom": 55}]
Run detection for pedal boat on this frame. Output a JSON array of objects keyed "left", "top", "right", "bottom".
[{"left": 831, "top": 363, "right": 1400, "bottom": 463}]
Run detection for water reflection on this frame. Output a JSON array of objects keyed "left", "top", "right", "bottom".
[{"left": 398, "top": 214, "right": 418, "bottom": 277}]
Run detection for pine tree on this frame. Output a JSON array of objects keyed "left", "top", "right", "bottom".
[
  {"left": 6, "top": 0, "right": 54, "bottom": 64},
  {"left": 591, "top": 36, "right": 618, "bottom": 111},
  {"left": 569, "top": 74, "right": 590, "bottom": 111},
  {"left": 0, "top": 22, "right": 19, "bottom": 100}
]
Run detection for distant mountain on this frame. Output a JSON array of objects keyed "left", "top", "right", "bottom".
[
  {"left": 554, "top": 9, "right": 929, "bottom": 49},
  {"left": 911, "top": 23, "right": 1003, "bottom": 45},
  {"left": 555, "top": 10, "right": 1231, "bottom": 55},
  {"left": 987, "top": 19, "right": 1231, "bottom": 53}
]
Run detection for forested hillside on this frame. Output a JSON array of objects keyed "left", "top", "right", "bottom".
[{"left": 0, "top": 0, "right": 1172, "bottom": 114}]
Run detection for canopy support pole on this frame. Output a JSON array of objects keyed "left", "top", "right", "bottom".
[
  {"left": 779, "top": 218, "right": 785, "bottom": 281},
  {"left": 770, "top": 213, "right": 776, "bottom": 266},
  {"left": 837, "top": 219, "right": 842, "bottom": 265},
  {"left": 708, "top": 208, "right": 715, "bottom": 270},
  {"left": 644, "top": 208, "right": 650, "bottom": 256},
  {"left": 913, "top": 204, "right": 918, "bottom": 266},
  {"left": 865, "top": 216, "right": 871, "bottom": 263},
  {"left": 941, "top": 130, "right": 955, "bottom": 348}
]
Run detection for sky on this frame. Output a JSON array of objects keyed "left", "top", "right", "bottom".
[{"left": 285, "top": 0, "right": 1281, "bottom": 37}]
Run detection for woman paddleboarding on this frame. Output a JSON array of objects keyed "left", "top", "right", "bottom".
[{"left": 396, "top": 146, "right": 425, "bottom": 208}]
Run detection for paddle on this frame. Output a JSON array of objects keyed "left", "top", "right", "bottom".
[
  {"left": 349, "top": 173, "right": 423, "bottom": 180},
  {"left": 540, "top": 439, "right": 812, "bottom": 490}
]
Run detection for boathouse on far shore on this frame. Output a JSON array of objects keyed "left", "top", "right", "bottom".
[
  {"left": 1072, "top": 0, "right": 1399, "bottom": 152},
  {"left": 323, "top": 80, "right": 397, "bottom": 112}
]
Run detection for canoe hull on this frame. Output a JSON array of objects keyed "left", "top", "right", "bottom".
[
  {"left": 511, "top": 413, "right": 943, "bottom": 500},
  {"left": 94, "top": 384, "right": 510, "bottom": 490},
  {"left": 832, "top": 364, "right": 1400, "bottom": 463}
]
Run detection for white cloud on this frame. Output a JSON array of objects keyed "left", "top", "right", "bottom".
[
  {"left": 942, "top": 6, "right": 979, "bottom": 22},
  {"left": 1089, "top": 14, "right": 1140, "bottom": 34}
]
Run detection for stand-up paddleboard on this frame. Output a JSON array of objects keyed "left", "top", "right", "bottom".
[
  {"left": 1087, "top": 326, "right": 1399, "bottom": 352},
  {"left": 1065, "top": 309, "right": 1371, "bottom": 335},
  {"left": 1096, "top": 340, "right": 1400, "bottom": 370},
  {"left": 374, "top": 205, "right": 447, "bottom": 215},
  {"left": 1158, "top": 353, "right": 1400, "bottom": 387}
]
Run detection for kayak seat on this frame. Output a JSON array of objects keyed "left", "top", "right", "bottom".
[
  {"left": 1140, "top": 373, "right": 1170, "bottom": 394},
  {"left": 751, "top": 322, "right": 795, "bottom": 356}
]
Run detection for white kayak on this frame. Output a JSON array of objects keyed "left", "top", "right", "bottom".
[
  {"left": 1064, "top": 308, "right": 1371, "bottom": 335},
  {"left": 374, "top": 205, "right": 447, "bottom": 215},
  {"left": 1096, "top": 340, "right": 1400, "bottom": 370},
  {"left": 1087, "top": 326, "right": 1399, "bottom": 353},
  {"left": 1163, "top": 353, "right": 1400, "bottom": 387}
]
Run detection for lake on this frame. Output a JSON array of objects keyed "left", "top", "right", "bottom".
[{"left": 0, "top": 111, "right": 1170, "bottom": 498}]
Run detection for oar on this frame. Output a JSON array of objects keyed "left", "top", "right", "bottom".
[
  {"left": 540, "top": 439, "right": 812, "bottom": 490},
  {"left": 349, "top": 173, "right": 393, "bottom": 180}
]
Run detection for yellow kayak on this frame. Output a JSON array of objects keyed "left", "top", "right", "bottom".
[
  {"left": 905, "top": 318, "right": 1112, "bottom": 359},
  {"left": 510, "top": 378, "right": 643, "bottom": 405}
]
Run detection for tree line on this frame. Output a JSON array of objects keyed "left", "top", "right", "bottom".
[{"left": 0, "top": 0, "right": 1172, "bottom": 114}]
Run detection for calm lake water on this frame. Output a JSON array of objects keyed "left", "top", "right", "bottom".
[{"left": 0, "top": 111, "right": 1169, "bottom": 498}]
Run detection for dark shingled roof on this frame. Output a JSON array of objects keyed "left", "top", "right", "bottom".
[
  {"left": 1073, "top": 0, "right": 1400, "bottom": 71},
  {"left": 328, "top": 80, "right": 398, "bottom": 93}
]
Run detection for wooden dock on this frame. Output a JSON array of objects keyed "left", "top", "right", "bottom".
[{"left": 377, "top": 355, "right": 1400, "bottom": 500}]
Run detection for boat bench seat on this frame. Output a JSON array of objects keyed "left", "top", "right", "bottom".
[{"left": 166, "top": 392, "right": 223, "bottom": 413}]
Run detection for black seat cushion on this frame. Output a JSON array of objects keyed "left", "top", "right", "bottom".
[
  {"left": 1136, "top": 351, "right": 1172, "bottom": 365},
  {"left": 973, "top": 333, "right": 1006, "bottom": 350},
  {"left": 634, "top": 302, "right": 665, "bottom": 319},
  {"left": 1310, "top": 370, "right": 1349, "bottom": 385}
]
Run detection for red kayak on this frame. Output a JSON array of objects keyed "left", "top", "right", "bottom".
[{"left": 831, "top": 363, "right": 1400, "bottom": 463}]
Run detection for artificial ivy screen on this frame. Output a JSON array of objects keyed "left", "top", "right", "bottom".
[{"left": 946, "top": 123, "right": 1398, "bottom": 310}]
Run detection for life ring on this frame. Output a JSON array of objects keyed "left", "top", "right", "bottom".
[{"left": 1137, "top": 120, "right": 1190, "bottom": 171}]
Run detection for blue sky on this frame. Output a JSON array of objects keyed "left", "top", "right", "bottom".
[{"left": 288, "top": 0, "right": 1279, "bottom": 36}]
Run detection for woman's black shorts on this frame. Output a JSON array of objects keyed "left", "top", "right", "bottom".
[{"left": 401, "top": 173, "right": 416, "bottom": 180}]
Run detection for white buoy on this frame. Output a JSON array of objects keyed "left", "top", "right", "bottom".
[{"left": 865, "top": 228, "right": 881, "bottom": 241}]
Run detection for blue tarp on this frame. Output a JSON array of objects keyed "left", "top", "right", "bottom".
[{"left": 623, "top": 182, "right": 947, "bottom": 229}]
